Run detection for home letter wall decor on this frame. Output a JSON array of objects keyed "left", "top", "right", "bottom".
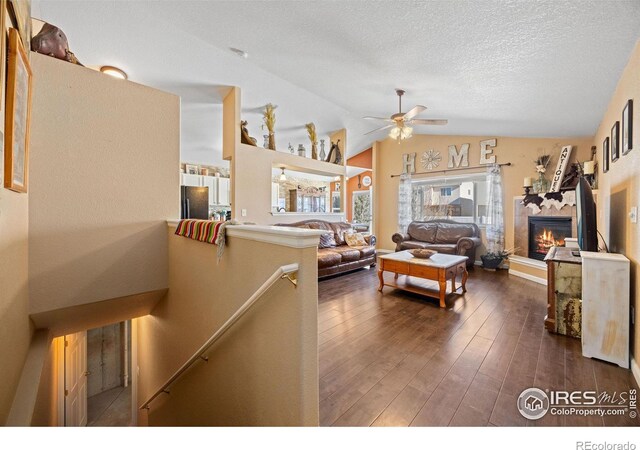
[
  {"left": 549, "top": 145, "right": 572, "bottom": 192},
  {"left": 479, "top": 139, "right": 497, "bottom": 165},
  {"left": 402, "top": 152, "right": 416, "bottom": 174},
  {"left": 448, "top": 144, "right": 469, "bottom": 168}
]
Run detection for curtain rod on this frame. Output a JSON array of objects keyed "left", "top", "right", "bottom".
[{"left": 390, "top": 162, "right": 512, "bottom": 178}]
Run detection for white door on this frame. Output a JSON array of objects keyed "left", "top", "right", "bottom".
[
  {"left": 65, "top": 331, "right": 88, "bottom": 427},
  {"left": 180, "top": 173, "right": 202, "bottom": 187},
  {"left": 217, "top": 178, "right": 230, "bottom": 206},
  {"left": 202, "top": 176, "right": 217, "bottom": 206}
]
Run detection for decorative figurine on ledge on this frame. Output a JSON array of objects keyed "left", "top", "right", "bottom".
[
  {"left": 240, "top": 120, "right": 257, "bottom": 146},
  {"left": 326, "top": 139, "right": 343, "bottom": 165},
  {"left": 560, "top": 162, "right": 583, "bottom": 191},
  {"left": 31, "top": 22, "right": 83, "bottom": 66}
]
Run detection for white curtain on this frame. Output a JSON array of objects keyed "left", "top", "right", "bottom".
[
  {"left": 486, "top": 164, "right": 505, "bottom": 253},
  {"left": 398, "top": 173, "right": 412, "bottom": 233}
]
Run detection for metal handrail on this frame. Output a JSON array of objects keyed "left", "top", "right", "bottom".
[{"left": 139, "top": 263, "right": 299, "bottom": 410}]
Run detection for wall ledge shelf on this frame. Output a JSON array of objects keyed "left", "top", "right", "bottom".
[
  {"left": 238, "top": 143, "right": 346, "bottom": 177},
  {"left": 166, "top": 220, "right": 324, "bottom": 249}
]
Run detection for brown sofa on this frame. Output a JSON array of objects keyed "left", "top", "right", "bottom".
[
  {"left": 275, "top": 220, "right": 377, "bottom": 278},
  {"left": 392, "top": 220, "right": 481, "bottom": 266}
]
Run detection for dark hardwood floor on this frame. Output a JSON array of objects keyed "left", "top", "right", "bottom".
[{"left": 317, "top": 266, "right": 639, "bottom": 427}]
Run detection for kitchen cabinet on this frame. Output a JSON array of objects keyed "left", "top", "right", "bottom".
[
  {"left": 202, "top": 176, "right": 218, "bottom": 206},
  {"left": 217, "top": 177, "right": 230, "bottom": 206},
  {"left": 181, "top": 173, "right": 202, "bottom": 187}
]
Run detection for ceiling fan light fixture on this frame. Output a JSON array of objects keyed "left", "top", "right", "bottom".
[{"left": 389, "top": 125, "right": 413, "bottom": 141}]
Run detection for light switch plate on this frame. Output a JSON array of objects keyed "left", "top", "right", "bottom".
[
  {"left": 241, "top": 209, "right": 247, "bottom": 217},
  {"left": 630, "top": 206, "right": 638, "bottom": 224}
]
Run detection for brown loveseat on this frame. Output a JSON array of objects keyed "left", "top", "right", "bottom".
[
  {"left": 392, "top": 219, "right": 481, "bottom": 266},
  {"left": 275, "top": 220, "right": 377, "bottom": 278}
]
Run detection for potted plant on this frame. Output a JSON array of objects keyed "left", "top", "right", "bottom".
[{"left": 481, "top": 248, "right": 515, "bottom": 271}]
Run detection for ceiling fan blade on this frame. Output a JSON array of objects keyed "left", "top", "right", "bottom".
[
  {"left": 402, "top": 105, "right": 427, "bottom": 120},
  {"left": 410, "top": 119, "right": 448, "bottom": 125},
  {"left": 363, "top": 116, "right": 394, "bottom": 122},
  {"left": 364, "top": 124, "right": 394, "bottom": 135}
]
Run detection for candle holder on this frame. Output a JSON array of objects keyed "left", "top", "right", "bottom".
[{"left": 523, "top": 186, "right": 532, "bottom": 196}]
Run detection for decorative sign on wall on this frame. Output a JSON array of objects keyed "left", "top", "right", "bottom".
[
  {"left": 479, "top": 139, "right": 497, "bottom": 165},
  {"left": 402, "top": 152, "right": 416, "bottom": 174},
  {"left": 549, "top": 145, "right": 572, "bottom": 192},
  {"left": 448, "top": 144, "right": 470, "bottom": 168},
  {"left": 421, "top": 149, "right": 442, "bottom": 170}
]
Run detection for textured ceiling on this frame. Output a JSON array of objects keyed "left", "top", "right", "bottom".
[{"left": 33, "top": 1, "right": 640, "bottom": 163}]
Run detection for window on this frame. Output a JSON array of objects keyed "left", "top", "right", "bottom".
[{"left": 411, "top": 173, "right": 488, "bottom": 225}]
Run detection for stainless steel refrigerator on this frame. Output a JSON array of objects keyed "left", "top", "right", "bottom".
[{"left": 180, "top": 186, "right": 209, "bottom": 219}]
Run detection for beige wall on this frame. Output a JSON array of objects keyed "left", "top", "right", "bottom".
[
  {"left": 0, "top": 186, "right": 31, "bottom": 425},
  {"left": 373, "top": 135, "right": 593, "bottom": 251},
  {"left": 592, "top": 40, "right": 640, "bottom": 367},
  {"left": 28, "top": 54, "right": 180, "bottom": 317},
  {"left": 137, "top": 228, "right": 319, "bottom": 425}
]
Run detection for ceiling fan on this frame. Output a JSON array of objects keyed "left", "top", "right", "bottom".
[{"left": 364, "top": 89, "right": 447, "bottom": 141}]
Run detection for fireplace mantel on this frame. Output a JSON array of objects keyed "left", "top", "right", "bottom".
[{"left": 521, "top": 190, "right": 576, "bottom": 214}]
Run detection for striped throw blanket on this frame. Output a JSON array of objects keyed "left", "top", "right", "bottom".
[{"left": 175, "top": 220, "right": 227, "bottom": 260}]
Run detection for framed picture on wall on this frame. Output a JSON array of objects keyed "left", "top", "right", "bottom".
[
  {"left": 331, "top": 191, "right": 341, "bottom": 213},
  {"left": 4, "top": 28, "right": 33, "bottom": 193},
  {"left": 622, "top": 99, "right": 633, "bottom": 155},
  {"left": 610, "top": 121, "right": 620, "bottom": 163},
  {"left": 185, "top": 164, "right": 198, "bottom": 175},
  {"left": 602, "top": 137, "right": 609, "bottom": 173}
]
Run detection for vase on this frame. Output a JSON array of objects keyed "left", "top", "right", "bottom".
[
  {"left": 319, "top": 139, "right": 326, "bottom": 160},
  {"left": 297, "top": 144, "right": 306, "bottom": 157},
  {"left": 268, "top": 132, "right": 276, "bottom": 151},
  {"left": 533, "top": 172, "right": 549, "bottom": 194},
  {"left": 311, "top": 142, "right": 318, "bottom": 160},
  {"left": 263, "top": 135, "right": 269, "bottom": 148},
  {"left": 481, "top": 255, "right": 504, "bottom": 271}
]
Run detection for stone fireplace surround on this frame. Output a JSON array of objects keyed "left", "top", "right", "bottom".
[{"left": 513, "top": 192, "right": 577, "bottom": 259}]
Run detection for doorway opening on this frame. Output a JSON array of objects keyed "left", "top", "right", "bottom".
[{"left": 62, "top": 320, "right": 135, "bottom": 426}]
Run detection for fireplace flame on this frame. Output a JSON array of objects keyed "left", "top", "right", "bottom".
[{"left": 536, "top": 228, "right": 565, "bottom": 252}]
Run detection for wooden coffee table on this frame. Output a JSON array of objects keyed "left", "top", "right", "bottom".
[{"left": 378, "top": 251, "right": 469, "bottom": 308}]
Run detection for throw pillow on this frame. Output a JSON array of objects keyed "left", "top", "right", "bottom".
[
  {"left": 345, "top": 232, "right": 367, "bottom": 247},
  {"left": 318, "top": 233, "right": 337, "bottom": 248}
]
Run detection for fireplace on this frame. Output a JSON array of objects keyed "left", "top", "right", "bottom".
[{"left": 528, "top": 216, "right": 572, "bottom": 260}]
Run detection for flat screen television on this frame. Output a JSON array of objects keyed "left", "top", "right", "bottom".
[{"left": 576, "top": 177, "right": 598, "bottom": 252}]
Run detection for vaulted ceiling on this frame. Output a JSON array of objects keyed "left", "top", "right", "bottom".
[{"left": 33, "top": 1, "right": 640, "bottom": 164}]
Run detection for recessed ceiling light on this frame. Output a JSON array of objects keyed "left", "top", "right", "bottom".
[
  {"left": 229, "top": 47, "right": 248, "bottom": 58},
  {"left": 100, "top": 66, "right": 128, "bottom": 80}
]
